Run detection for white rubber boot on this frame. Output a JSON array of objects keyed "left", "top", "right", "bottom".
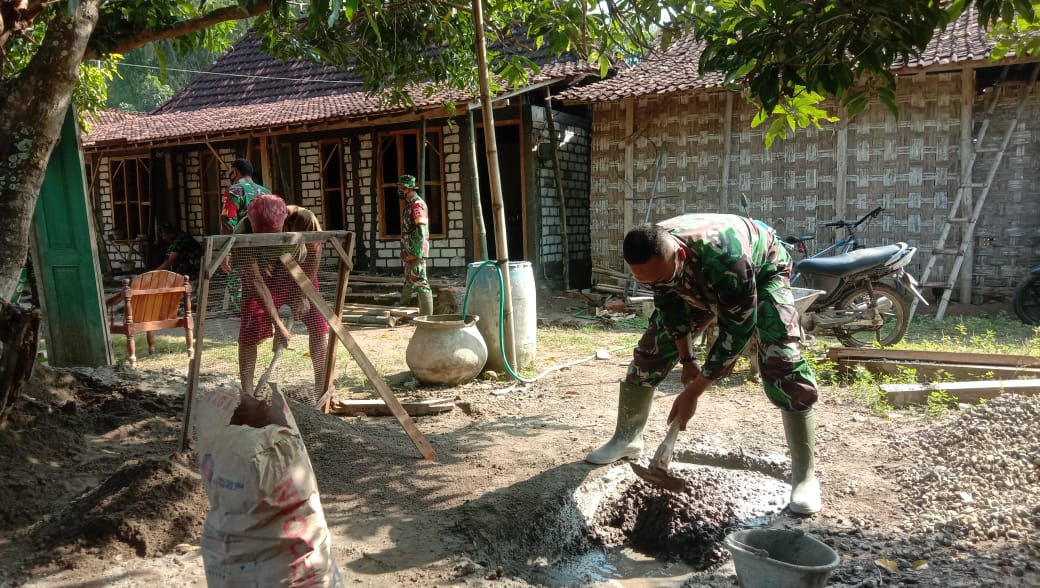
[
  {"left": 585, "top": 382, "right": 655, "bottom": 464},
  {"left": 782, "top": 408, "right": 822, "bottom": 514}
]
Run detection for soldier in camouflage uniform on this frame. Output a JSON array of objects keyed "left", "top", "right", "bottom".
[
  {"left": 586, "top": 213, "right": 822, "bottom": 514},
  {"left": 220, "top": 158, "right": 271, "bottom": 235},
  {"left": 397, "top": 174, "right": 433, "bottom": 316}
]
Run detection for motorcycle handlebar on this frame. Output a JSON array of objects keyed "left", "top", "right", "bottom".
[{"left": 822, "top": 206, "right": 885, "bottom": 230}]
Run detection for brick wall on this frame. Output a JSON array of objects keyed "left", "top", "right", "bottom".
[{"left": 529, "top": 105, "right": 592, "bottom": 288}]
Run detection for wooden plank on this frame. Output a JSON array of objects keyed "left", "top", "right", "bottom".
[
  {"left": 880, "top": 379, "right": 1040, "bottom": 406},
  {"left": 281, "top": 253, "right": 437, "bottom": 461},
  {"left": 208, "top": 230, "right": 350, "bottom": 250},
  {"left": 329, "top": 398, "right": 455, "bottom": 417},
  {"left": 827, "top": 347, "right": 1040, "bottom": 368},
  {"left": 835, "top": 358, "right": 1040, "bottom": 381},
  {"left": 321, "top": 232, "right": 354, "bottom": 413}
]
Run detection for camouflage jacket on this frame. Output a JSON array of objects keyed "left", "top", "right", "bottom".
[
  {"left": 652, "top": 214, "right": 790, "bottom": 379},
  {"left": 220, "top": 178, "right": 271, "bottom": 234},
  {"left": 400, "top": 194, "right": 430, "bottom": 260}
]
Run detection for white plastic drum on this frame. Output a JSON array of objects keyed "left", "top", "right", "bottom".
[{"left": 465, "top": 261, "right": 537, "bottom": 373}]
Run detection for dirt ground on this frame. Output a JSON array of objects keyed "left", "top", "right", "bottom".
[{"left": 0, "top": 291, "right": 1037, "bottom": 587}]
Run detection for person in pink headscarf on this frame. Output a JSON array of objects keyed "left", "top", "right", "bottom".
[{"left": 234, "top": 194, "right": 328, "bottom": 400}]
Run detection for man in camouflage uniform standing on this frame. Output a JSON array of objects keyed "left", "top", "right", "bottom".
[
  {"left": 397, "top": 174, "right": 433, "bottom": 316},
  {"left": 220, "top": 158, "right": 271, "bottom": 235},
  {"left": 586, "top": 213, "right": 822, "bottom": 515}
]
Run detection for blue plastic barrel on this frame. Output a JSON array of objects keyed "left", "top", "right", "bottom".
[{"left": 465, "top": 261, "right": 537, "bottom": 373}]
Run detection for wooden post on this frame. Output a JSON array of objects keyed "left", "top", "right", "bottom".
[
  {"left": 419, "top": 116, "right": 427, "bottom": 192},
  {"left": 319, "top": 232, "right": 355, "bottom": 412},
  {"left": 281, "top": 253, "right": 436, "bottom": 461},
  {"left": 467, "top": 110, "right": 489, "bottom": 260},
  {"left": 180, "top": 236, "right": 215, "bottom": 452},
  {"left": 835, "top": 114, "right": 848, "bottom": 223},
  {"left": 959, "top": 67, "right": 976, "bottom": 303},
  {"left": 624, "top": 97, "right": 635, "bottom": 235},
  {"left": 544, "top": 89, "right": 571, "bottom": 290},
  {"left": 348, "top": 134, "right": 369, "bottom": 269},
  {"left": 720, "top": 91, "right": 734, "bottom": 211}
]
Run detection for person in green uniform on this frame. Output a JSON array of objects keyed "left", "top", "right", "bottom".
[
  {"left": 397, "top": 174, "right": 433, "bottom": 316},
  {"left": 586, "top": 213, "right": 822, "bottom": 515},
  {"left": 220, "top": 158, "right": 271, "bottom": 235},
  {"left": 154, "top": 222, "right": 202, "bottom": 280}
]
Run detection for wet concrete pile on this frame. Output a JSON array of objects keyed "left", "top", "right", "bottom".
[{"left": 587, "top": 465, "right": 787, "bottom": 570}]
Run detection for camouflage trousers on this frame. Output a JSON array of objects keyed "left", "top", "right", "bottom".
[
  {"left": 403, "top": 258, "right": 431, "bottom": 295},
  {"left": 625, "top": 273, "right": 818, "bottom": 411}
]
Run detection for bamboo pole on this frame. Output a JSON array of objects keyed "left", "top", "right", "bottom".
[{"left": 472, "top": 0, "right": 516, "bottom": 371}]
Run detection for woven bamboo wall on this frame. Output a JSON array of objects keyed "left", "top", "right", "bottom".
[
  {"left": 971, "top": 79, "right": 1040, "bottom": 301},
  {"left": 589, "top": 70, "right": 1040, "bottom": 302}
]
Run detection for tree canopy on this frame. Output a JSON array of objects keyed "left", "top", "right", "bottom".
[{"left": 0, "top": 0, "right": 1037, "bottom": 300}]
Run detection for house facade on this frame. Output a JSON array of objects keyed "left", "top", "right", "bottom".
[
  {"left": 560, "top": 11, "right": 1040, "bottom": 304},
  {"left": 82, "top": 33, "right": 596, "bottom": 289}
]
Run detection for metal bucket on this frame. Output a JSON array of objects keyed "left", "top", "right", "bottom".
[
  {"left": 791, "top": 287, "right": 826, "bottom": 314},
  {"left": 724, "top": 529, "right": 840, "bottom": 588}
]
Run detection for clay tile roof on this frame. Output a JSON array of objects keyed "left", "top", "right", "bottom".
[
  {"left": 558, "top": 34, "right": 720, "bottom": 102},
  {"left": 562, "top": 8, "right": 996, "bottom": 103},
  {"left": 898, "top": 7, "right": 995, "bottom": 68},
  {"left": 83, "top": 30, "right": 595, "bottom": 149}
]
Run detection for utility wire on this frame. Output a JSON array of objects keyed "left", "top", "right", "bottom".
[{"left": 109, "top": 61, "right": 364, "bottom": 85}]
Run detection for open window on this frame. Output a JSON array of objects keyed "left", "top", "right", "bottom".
[
  {"left": 321, "top": 140, "right": 348, "bottom": 230},
  {"left": 109, "top": 157, "right": 151, "bottom": 239},
  {"left": 376, "top": 129, "right": 445, "bottom": 238}
]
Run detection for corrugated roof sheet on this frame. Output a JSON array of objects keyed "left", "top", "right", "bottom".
[
  {"left": 561, "top": 8, "right": 997, "bottom": 102},
  {"left": 84, "top": 31, "right": 595, "bottom": 148}
]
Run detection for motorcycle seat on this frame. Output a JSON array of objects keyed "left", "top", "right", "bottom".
[{"left": 795, "top": 243, "right": 906, "bottom": 278}]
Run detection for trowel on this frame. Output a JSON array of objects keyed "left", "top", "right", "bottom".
[{"left": 630, "top": 419, "right": 687, "bottom": 493}]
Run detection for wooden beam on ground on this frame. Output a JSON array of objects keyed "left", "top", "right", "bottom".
[
  {"left": 827, "top": 347, "right": 1040, "bottom": 380},
  {"left": 837, "top": 359, "right": 1040, "bottom": 381},
  {"left": 827, "top": 347, "right": 1040, "bottom": 368},
  {"left": 280, "top": 253, "right": 436, "bottom": 461},
  {"left": 329, "top": 398, "right": 455, "bottom": 417},
  {"left": 880, "top": 379, "right": 1040, "bottom": 406}
]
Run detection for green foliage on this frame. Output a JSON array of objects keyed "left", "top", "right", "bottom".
[
  {"left": 925, "top": 387, "right": 957, "bottom": 419},
  {"left": 692, "top": 0, "right": 1037, "bottom": 145},
  {"left": 74, "top": 60, "right": 120, "bottom": 130}
]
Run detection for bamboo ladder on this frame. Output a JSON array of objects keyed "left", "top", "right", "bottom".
[{"left": 911, "top": 63, "right": 1040, "bottom": 321}]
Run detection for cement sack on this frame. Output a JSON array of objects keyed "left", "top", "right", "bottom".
[{"left": 196, "top": 387, "right": 343, "bottom": 587}]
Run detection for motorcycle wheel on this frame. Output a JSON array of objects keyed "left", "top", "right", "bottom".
[
  {"left": 834, "top": 283, "right": 910, "bottom": 347},
  {"left": 1013, "top": 273, "right": 1040, "bottom": 325}
]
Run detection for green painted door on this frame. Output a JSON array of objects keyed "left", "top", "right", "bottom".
[{"left": 32, "top": 107, "right": 112, "bottom": 366}]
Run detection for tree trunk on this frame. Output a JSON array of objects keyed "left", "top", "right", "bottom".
[
  {"left": 0, "top": 301, "right": 41, "bottom": 424},
  {"left": 0, "top": 2, "right": 100, "bottom": 398},
  {"left": 0, "top": 0, "right": 100, "bottom": 300}
]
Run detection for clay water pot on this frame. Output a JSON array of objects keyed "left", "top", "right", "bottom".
[{"left": 405, "top": 314, "right": 488, "bottom": 385}]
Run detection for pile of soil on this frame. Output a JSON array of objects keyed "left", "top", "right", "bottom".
[{"left": 0, "top": 365, "right": 206, "bottom": 580}]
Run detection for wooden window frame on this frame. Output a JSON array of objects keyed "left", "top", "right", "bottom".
[
  {"left": 376, "top": 128, "right": 446, "bottom": 239},
  {"left": 320, "top": 139, "right": 348, "bottom": 230},
  {"left": 108, "top": 156, "right": 151, "bottom": 239},
  {"left": 199, "top": 151, "right": 224, "bottom": 236}
]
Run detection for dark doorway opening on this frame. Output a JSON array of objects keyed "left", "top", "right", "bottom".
[{"left": 475, "top": 123, "right": 525, "bottom": 260}]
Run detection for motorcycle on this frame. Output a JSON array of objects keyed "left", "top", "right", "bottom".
[
  {"left": 1013, "top": 266, "right": 1040, "bottom": 325},
  {"left": 792, "top": 243, "right": 928, "bottom": 347},
  {"left": 738, "top": 194, "right": 927, "bottom": 347}
]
